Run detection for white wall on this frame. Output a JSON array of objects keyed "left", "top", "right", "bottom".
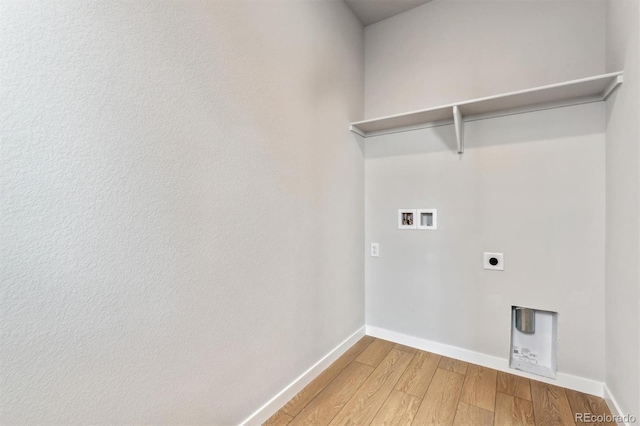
[
  {"left": 605, "top": 0, "right": 640, "bottom": 418},
  {"left": 364, "top": 0, "right": 608, "bottom": 383},
  {"left": 365, "top": 0, "right": 606, "bottom": 118},
  {"left": 0, "top": 1, "right": 363, "bottom": 424},
  {"left": 365, "top": 104, "right": 607, "bottom": 381}
]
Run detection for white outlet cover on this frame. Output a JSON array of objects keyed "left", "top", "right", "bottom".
[
  {"left": 484, "top": 252, "right": 504, "bottom": 270},
  {"left": 371, "top": 243, "right": 379, "bottom": 257}
]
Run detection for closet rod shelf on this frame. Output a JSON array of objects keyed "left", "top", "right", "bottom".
[{"left": 350, "top": 71, "right": 623, "bottom": 153}]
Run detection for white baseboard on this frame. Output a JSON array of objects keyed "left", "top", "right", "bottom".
[
  {"left": 603, "top": 384, "right": 632, "bottom": 426},
  {"left": 366, "top": 325, "right": 604, "bottom": 397},
  {"left": 239, "top": 326, "right": 366, "bottom": 426}
]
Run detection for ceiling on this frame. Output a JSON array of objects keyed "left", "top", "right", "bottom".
[{"left": 345, "top": 0, "right": 433, "bottom": 26}]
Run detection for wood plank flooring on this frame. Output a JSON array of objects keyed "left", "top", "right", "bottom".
[{"left": 265, "top": 337, "right": 612, "bottom": 426}]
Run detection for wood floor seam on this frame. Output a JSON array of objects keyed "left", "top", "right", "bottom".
[
  {"left": 437, "top": 366, "right": 466, "bottom": 376},
  {"left": 366, "top": 352, "right": 417, "bottom": 425},
  {"left": 321, "top": 360, "right": 373, "bottom": 426},
  {"left": 328, "top": 348, "right": 414, "bottom": 425},
  {"left": 531, "top": 391, "right": 539, "bottom": 426},
  {"left": 324, "top": 347, "right": 408, "bottom": 425},
  {"left": 450, "top": 400, "right": 462, "bottom": 426},
  {"left": 368, "top": 350, "right": 415, "bottom": 423},
  {"left": 280, "top": 335, "right": 376, "bottom": 417},
  {"left": 492, "top": 374, "right": 498, "bottom": 417},
  {"left": 394, "top": 388, "right": 422, "bottom": 398},
  {"left": 368, "top": 383, "right": 402, "bottom": 425}
]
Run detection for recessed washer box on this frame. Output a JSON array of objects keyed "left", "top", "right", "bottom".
[
  {"left": 417, "top": 209, "right": 437, "bottom": 230},
  {"left": 398, "top": 209, "right": 416, "bottom": 229},
  {"left": 510, "top": 306, "right": 558, "bottom": 379},
  {"left": 484, "top": 252, "right": 504, "bottom": 270}
]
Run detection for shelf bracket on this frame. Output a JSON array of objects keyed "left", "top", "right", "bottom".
[
  {"left": 349, "top": 125, "right": 365, "bottom": 137},
  {"left": 602, "top": 74, "right": 623, "bottom": 100},
  {"left": 453, "top": 105, "right": 464, "bottom": 154}
]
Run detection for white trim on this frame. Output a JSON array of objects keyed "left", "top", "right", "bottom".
[
  {"left": 366, "top": 325, "right": 604, "bottom": 397},
  {"left": 239, "top": 326, "right": 366, "bottom": 426},
  {"left": 603, "top": 384, "right": 632, "bottom": 426}
]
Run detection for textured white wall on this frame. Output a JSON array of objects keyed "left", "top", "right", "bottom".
[
  {"left": 365, "top": 104, "right": 606, "bottom": 381},
  {"left": 605, "top": 0, "right": 640, "bottom": 418},
  {"left": 363, "top": 0, "right": 608, "bottom": 383},
  {"left": 0, "top": 1, "right": 363, "bottom": 424},
  {"left": 364, "top": 0, "right": 606, "bottom": 118}
]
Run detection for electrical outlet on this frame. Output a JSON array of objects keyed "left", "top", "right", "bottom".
[
  {"left": 484, "top": 252, "right": 504, "bottom": 270},
  {"left": 371, "top": 243, "right": 379, "bottom": 257}
]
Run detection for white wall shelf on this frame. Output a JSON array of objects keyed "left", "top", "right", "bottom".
[{"left": 350, "top": 72, "right": 623, "bottom": 154}]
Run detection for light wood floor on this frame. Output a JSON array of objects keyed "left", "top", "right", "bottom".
[{"left": 264, "top": 337, "right": 614, "bottom": 426}]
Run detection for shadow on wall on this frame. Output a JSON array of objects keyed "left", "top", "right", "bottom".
[
  {"left": 352, "top": 133, "right": 365, "bottom": 156},
  {"left": 364, "top": 103, "right": 605, "bottom": 159},
  {"left": 364, "top": 124, "right": 457, "bottom": 158}
]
